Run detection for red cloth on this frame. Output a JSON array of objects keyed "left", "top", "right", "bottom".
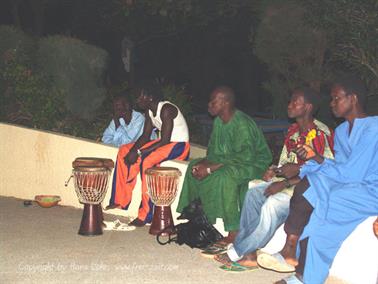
[
  {"left": 284, "top": 122, "right": 334, "bottom": 166},
  {"left": 112, "top": 140, "right": 190, "bottom": 221}
]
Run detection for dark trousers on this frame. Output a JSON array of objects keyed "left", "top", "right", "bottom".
[{"left": 283, "top": 177, "right": 313, "bottom": 275}]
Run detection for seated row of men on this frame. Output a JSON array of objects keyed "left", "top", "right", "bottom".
[{"left": 102, "top": 79, "right": 378, "bottom": 284}]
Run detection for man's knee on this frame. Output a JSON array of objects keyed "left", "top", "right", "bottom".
[
  {"left": 118, "top": 143, "right": 134, "bottom": 156},
  {"left": 290, "top": 178, "right": 310, "bottom": 207},
  {"left": 246, "top": 187, "right": 264, "bottom": 200},
  {"left": 263, "top": 194, "right": 289, "bottom": 213},
  {"left": 293, "top": 177, "right": 309, "bottom": 195}
]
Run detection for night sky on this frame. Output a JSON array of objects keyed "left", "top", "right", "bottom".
[{"left": 0, "top": 0, "right": 270, "bottom": 115}]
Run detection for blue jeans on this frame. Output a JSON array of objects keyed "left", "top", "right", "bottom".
[{"left": 233, "top": 184, "right": 291, "bottom": 257}]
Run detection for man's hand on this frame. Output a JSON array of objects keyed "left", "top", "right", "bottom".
[
  {"left": 191, "top": 160, "right": 210, "bottom": 180},
  {"left": 113, "top": 110, "right": 124, "bottom": 129},
  {"left": 296, "top": 145, "right": 324, "bottom": 164},
  {"left": 263, "top": 167, "right": 276, "bottom": 181},
  {"left": 191, "top": 159, "right": 213, "bottom": 180},
  {"left": 264, "top": 181, "right": 285, "bottom": 197},
  {"left": 276, "top": 163, "right": 300, "bottom": 179},
  {"left": 374, "top": 217, "right": 378, "bottom": 239},
  {"left": 191, "top": 165, "right": 209, "bottom": 180},
  {"left": 124, "top": 149, "right": 138, "bottom": 166}
]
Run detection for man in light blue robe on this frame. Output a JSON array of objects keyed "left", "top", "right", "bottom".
[
  {"left": 258, "top": 78, "right": 378, "bottom": 284},
  {"left": 102, "top": 95, "right": 156, "bottom": 147},
  {"left": 299, "top": 117, "right": 378, "bottom": 283}
]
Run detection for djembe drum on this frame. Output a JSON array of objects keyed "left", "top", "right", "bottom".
[
  {"left": 66, "top": 157, "right": 114, "bottom": 236},
  {"left": 145, "top": 167, "right": 181, "bottom": 236}
]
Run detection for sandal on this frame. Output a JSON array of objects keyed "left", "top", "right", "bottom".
[
  {"left": 201, "top": 243, "right": 228, "bottom": 258},
  {"left": 214, "top": 253, "right": 232, "bottom": 265},
  {"left": 219, "top": 262, "right": 259, "bottom": 273},
  {"left": 103, "top": 219, "right": 136, "bottom": 231},
  {"left": 257, "top": 252, "right": 295, "bottom": 273}
]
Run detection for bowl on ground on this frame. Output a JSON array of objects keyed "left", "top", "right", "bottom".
[{"left": 34, "top": 195, "right": 61, "bottom": 208}]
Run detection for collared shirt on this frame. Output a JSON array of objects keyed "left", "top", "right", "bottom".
[{"left": 102, "top": 110, "right": 156, "bottom": 147}]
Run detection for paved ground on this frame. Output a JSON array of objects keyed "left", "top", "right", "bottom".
[{"left": 0, "top": 196, "right": 289, "bottom": 284}]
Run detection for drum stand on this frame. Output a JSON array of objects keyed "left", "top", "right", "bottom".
[
  {"left": 149, "top": 205, "right": 175, "bottom": 236},
  {"left": 79, "top": 203, "right": 104, "bottom": 236}
]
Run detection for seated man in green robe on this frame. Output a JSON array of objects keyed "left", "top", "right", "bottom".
[{"left": 177, "top": 86, "right": 272, "bottom": 243}]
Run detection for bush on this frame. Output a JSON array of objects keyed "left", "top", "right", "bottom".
[
  {"left": 161, "top": 83, "right": 192, "bottom": 118},
  {"left": 253, "top": 3, "right": 330, "bottom": 118},
  {"left": 0, "top": 26, "right": 65, "bottom": 128},
  {"left": 0, "top": 56, "right": 65, "bottom": 128},
  {"left": 36, "top": 36, "right": 109, "bottom": 119},
  {"left": 0, "top": 25, "right": 36, "bottom": 69}
]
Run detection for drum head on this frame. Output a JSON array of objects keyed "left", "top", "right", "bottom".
[
  {"left": 145, "top": 166, "right": 181, "bottom": 177},
  {"left": 72, "top": 157, "right": 114, "bottom": 169}
]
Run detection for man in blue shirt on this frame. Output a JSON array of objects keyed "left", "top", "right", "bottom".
[{"left": 102, "top": 94, "right": 155, "bottom": 147}]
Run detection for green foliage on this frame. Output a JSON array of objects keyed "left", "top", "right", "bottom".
[
  {"left": 253, "top": 2, "right": 330, "bottom": 118},
  {"left": 253, "top": 0, "right": 378, "bottom": 117},
  {"left": 118, "top": 0, "right": 253, "bottom": 22},
  {"left": 0, "top": 52, "right": 65, "bottom": 128},
  {"left": 302, "top": 0, "right": 378, "bottom": 114},
  {"left": 0, "top": 26, "right": 65, "bottom": 128},
  {"left": 0, "top": 26, "right": 113, "bottom": 141},
  {"left": 261, "top": 78, "right": 289, "bottom": 119},
  {"left": 0, "top": 25, "right": 36, "bottom": 68},
  {"left": 161, "top": 83, "right": 192, "bottom": 118},
  {"left": 36, "top": 36, "right": 109, "bottom": 119},
  {"left": 114, "top": 0, "right": 256, "bottom": 43}
]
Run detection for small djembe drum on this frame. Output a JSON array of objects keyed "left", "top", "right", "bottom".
[
  {"left": 65, "top": 157, "right": 114, "bottom": 236},
  {"left": 145, "top": 167, "right": 181, "bottom": 236}
]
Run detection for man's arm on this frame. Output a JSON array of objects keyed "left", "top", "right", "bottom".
[
  {"left": 118, "top": 112, "right": 145, "bottom": 145},
  {"left": 137, "top": 104, "right": 177, "bottom": 155},
  {"left": 264, "top": 176, "right": 301, "bottom": 197},
  {"left": 191, "top": 159, "right": 223, "bottom": 180},
  {"left": 101, "top": 120, "right": 116, "bottom": 145},
  {"left": 300, "top": 124, "right": 378, "bottom": 183},
  {"left": 124, "top": 113, "right": 154, "bottom": 165}
]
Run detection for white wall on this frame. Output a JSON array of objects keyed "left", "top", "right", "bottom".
[{"left": 0, "top": 123, "right": 206, "bottom": 223}]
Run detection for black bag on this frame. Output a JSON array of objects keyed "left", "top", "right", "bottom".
[{"left": 157, "top": 199, "right": 223, "bottom": 249}]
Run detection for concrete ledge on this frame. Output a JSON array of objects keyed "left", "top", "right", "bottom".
[{"left": 0, "top": 123, "right": 205, "bottom": 223}]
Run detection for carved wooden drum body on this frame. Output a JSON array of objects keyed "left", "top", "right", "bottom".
[
  {"left": 70, "top": 157, "right": 114, "bottom": 236},
  {"left": 145, "top": 167, "right": 181, "bottom": 235}
]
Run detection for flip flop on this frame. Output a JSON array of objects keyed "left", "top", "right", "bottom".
[
  {"left": 257, "top": 252, "right": 295, "bottom": 273},
  {"left": 202, "top": 242, "right": 228, "bottom": 250},
  {"left": 201, "top": 243, "right": 228, "bottom": 258},
  {"left": 219, "top": 262, "right": 258, "bottom": 273},
  {"left": 213, "top": 252, "right": 232, "bottom": 265},
  {"left": 116, "top": 224, "right": 136, "bottom": 231},
  {"left": 103, "top": 220, "right": 136, "bottom": 231},
  {"left": 103, "top": 220, "right": 119, "bottom": 230}
]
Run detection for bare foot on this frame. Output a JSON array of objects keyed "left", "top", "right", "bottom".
[
  {"left": 280, "top": 234, "right": 299, "bottom": 266},
  {"left": 221, "top": 231, "right": 238, "bottom": 244},
  {"left": 279, "top": 250, "right": 298, "bottom": 267},
  {"left": 238, "top": 252, "right": 258, "bottom": 267}
]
